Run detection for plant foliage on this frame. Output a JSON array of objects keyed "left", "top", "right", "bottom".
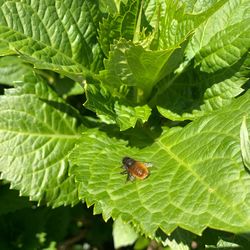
[{"left": 0, "top": 0, "right": 250, "bottom": 248}]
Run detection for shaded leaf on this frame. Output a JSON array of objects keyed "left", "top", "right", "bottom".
[
  {"left": 0, "top": 56, "right": 34, "bottom": 86},
  {"left": 157, "top": 52, "right": 250, "bottom": 121},
  {"left": 85, "top": 83, "right": 151, "bottom": 130}
]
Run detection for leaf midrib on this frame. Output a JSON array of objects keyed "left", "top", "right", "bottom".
[
  {"left": 156, "top": 139, "right": 250, "bottom": 228},
  {"left": 0, "top": 129, "right": 80, "bottom": 139},
  {"left": 0, "top": 22, "right": 84, "bottom": 70},
  {"left": 0, "top": 1, "right": 90, "bottom": 67}
]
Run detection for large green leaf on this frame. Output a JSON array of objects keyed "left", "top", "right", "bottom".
[
  {"left": 0, "top": 75, "right": 82, "bottom": 207},
  {"left": 0, "top": 0, "right": 103, "bottom": 81},
  {"left": 70, "top": 90, "right": 250, "bottom": 236},
  {"left": 186, "top": 0, "right": 250, "bottom": 73}
]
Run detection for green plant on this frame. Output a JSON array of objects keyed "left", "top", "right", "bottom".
[{"left": 0, "top": 0, "right": 250, "bottom": 249}]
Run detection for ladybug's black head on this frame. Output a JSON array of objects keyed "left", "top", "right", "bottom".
[{"left": 122, "top": 157, "right": 135, "bottom": 167}]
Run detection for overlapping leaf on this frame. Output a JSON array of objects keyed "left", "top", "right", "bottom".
[
  {"left": 98, "top": 0, "right": 139, "bottom": 57},
  {"left": 0, "top": 40, "right": 14, "bottom": 55},
  {"left": 157, "top": 55, "right": 250, "bottom": 121},
  {"left": 0, "top": 56, "right": 34, "bottom": 85},
  {"left": 0, "top": 0, "right": 103, "bottom": 80},
  {"left": 0, "top": 75, "right": 82, "bottom": 207},
  {"left": 99, "top": 39, "right": 175, "bottom": 100},
  {"left": 156, "top": 0, "right": 250, "bottom": 121},
  {"left": 84, "top": 83, "right": 151, "bottom": 130},
  {"left": 186, "top": 0, "right": 250, "bottom": 73},
  {"left": 70, "top": 90, "right": 250, "bottom": 236},
  {"left": 99, "top": 0, "right": 230, "bottom": 103}
]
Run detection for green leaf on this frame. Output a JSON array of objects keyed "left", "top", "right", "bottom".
[
  {"left": 0, "top": 56, "right": 34, "bottom": 86},
  {"left": 113, "top": 217, "right": 138, "bottom": 249},
  {"left": 98, "top": 0, "right": 139, "bottom": 57},
  {"left": 114, "top": 101, "right": 151, "bottom": 131},
  {"left": 0, "top": 40, "right": 15, "bottom": 56},
  {"left": 206, "top": 239, "right": 241, "bottom": 249},
  {"left": 70, "top": 90, "right": 250, "bottom": 237},
  {"left": 99, "top": 1, "right": 231, "bottom": 103},
  {"left": 154, "top": 0, "right": 228, "bottom": 50},
  {"left": 0, "top": 75, "right": 82, "bottom": 207},
  {"left": 160, "top": 228, "right": 194, "bottom": 250},
  {"left": 164, "top": 239, "right": 189, "bottom": 250},
  {"left": 186, "top": 0, "right": 250, "bottom": 73},
  {"left": 157, "top": 73, "right": 248, "bottom": 121},
  {"left": 51, "top": 77, "right": 84, "bottom": 98},
  {"left": 99, "top": 0, "right": 119, "bottom": 14},
  {"left": 196, "top": 20, "right": 250, "bottom": 73},
  {"left": 240, "top": 116, "right": 250, "bottom": 171},
  {"left": 85, "top": 83, "right": 151, "bottom": 130},
  {"left": 155, "top": 0, "right": 250, "bottom": 122},
  {"left": 99, "top": 39, "right": 175, "bottom": 100},
  {"left": 0, "top": 0, "right": 103, "bottom": 81},
  {"left": 157, "top": 52, "right": 250, "bottom": 121}
]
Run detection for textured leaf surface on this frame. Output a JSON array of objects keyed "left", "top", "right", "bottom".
[
  {"left": 98, "top": 0, "right": 232, "bottom": 104},
  {"left": 164, "top": 239, "right": 189, "bottom": 250},
  {"left": 70, "top": 91, "right": 250, "bottom": 236},
  {"left": 0, "top": 40, "right": 15, "bottom": 55},
  {"left": 0, "top": 56, "right": 34, "bottom": 85},
  {"left": 155, "top": 0, "right": 227, "bottom": 49},
  {"left": 186, "top": 0, "right": 250, "bottom": 73},
  {"left": 153, "top": 0, "right": 250, "bottom": 122},
  {"left": 85, "top": 83, "right": 151, "bottom": 130},
  {"left": 98, "top": 0, "right": 138, "bottom": 56},
  {"left": 157, "top": 71, "right": 248, "bottom": 121},
  {"left": 240, "top": 116, "right": 250, "bottom": 171},
  {"left": 0, "top": 0, "right": 102, "bottom": 80},
  {"left": 157, "top": 45, "right": 250, "bottom": 121},
  {"left": 0, "top": 76, "right": 82, "bottom": 207},
  {"left": 100, "top": 39, "right": 175, "bottom": 100}
]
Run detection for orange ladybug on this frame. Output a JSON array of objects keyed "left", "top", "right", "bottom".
[{"left": 121, "top": 157, "right": 151, "bottom": 181}]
